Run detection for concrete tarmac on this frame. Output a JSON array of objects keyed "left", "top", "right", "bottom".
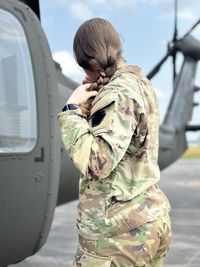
[{"left": 11, "top": 159, "right": 200, "bottom": 267}]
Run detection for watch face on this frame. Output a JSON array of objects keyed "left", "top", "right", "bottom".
[
  {"left": 62, "top": 104, "right": 78, "bottom": 112},
  {"left": 69, "top": 104, "right": 78, "bottom": 110}
]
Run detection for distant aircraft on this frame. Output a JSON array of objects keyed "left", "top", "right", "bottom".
[{"left": 0, "top": 0, "right": 199, "bottom": 266}]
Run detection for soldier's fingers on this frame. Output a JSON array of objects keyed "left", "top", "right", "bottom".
[
  {"left": 88, "top": 90, "right": 98, "bottom": 98},
  {"left": 81, "top": 83, "right": 91, "bottom": 90}
]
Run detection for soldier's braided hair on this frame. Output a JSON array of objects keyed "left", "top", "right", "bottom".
[{"left": 73, "top": 18, "right": 123, "bottom": 92}]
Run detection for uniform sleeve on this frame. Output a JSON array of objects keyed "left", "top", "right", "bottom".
[{"left": 57, "top": 93, "right": 142, "bottom": 180}]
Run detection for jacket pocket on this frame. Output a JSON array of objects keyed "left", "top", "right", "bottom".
[
  {"left": 105, "top": 196, "right": 155, "bottom": 236},
  {"left": 73, "top": 245, "right": 111, "bottom": 267}
]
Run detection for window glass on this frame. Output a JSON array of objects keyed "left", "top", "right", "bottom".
[{"left": 0, "top": 9, "right": 37, "bottom": 153}]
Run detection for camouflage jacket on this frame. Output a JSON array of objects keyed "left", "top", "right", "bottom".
[{"left": 57, "top": 65, "right": 171, "bottom": 240}]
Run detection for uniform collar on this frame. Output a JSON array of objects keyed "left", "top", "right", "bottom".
[
  {"left": 91, "top": 65, "right": 142, "bottom": 107},
  {"left": 110, "top": 65, "right": 141, "bottom": 82}
]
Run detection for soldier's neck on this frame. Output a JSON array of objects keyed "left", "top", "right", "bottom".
[{"left": 117, "top": 58, "right": 127, "bottom": 69}]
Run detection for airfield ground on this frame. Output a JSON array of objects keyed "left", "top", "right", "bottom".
[{"left": 11, "top": 157, "right": 200, "bottom": 267}]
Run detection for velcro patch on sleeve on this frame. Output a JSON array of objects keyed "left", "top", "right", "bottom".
[{"left": 90, "top": 110, "right": 106, "bottom": 127}]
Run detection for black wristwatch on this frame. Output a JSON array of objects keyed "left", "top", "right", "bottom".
[{"left": 62, "top": 103, "right": 78, "bottom": 112}]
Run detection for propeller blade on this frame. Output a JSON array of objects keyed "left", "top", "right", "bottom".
[
  {"left": 172, "top": 0, "right": 178, "bottom": 89},
  {"left": 172, "top": 52, "right": 176, "bottom": 88},
  {"left": 173, "top": 0, "right": 178, "bottom": 42},
  {"left": 147, "top": 0, "right": 179, "bottom": 81},
  {"left": 182, "top": 19, "right": 200, "bottom": 39},
  {"left": 147, "top": 52, "right": 171, "bottom": 80}
]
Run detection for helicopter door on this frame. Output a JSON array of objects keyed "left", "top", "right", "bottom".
[{"left": 0, "top": 1, "right": 60, "bottom": 266}]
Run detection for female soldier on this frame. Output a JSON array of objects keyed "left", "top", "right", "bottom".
[{"left": 57, "top": 18, "right": 171, "bottom": 267}]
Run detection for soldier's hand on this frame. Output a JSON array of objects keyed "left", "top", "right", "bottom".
[{"left": 66, "top": 83, "right": 98, "bottom": 105}]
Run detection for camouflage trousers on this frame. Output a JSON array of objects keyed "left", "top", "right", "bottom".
[{"left": 72, "top": 213, "right": 171, "bottom": 267}]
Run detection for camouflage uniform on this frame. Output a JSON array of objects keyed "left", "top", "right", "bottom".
[{"left": 57, "top": 65, "right": 171, "bottom": 266}]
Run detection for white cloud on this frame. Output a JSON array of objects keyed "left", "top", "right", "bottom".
[
  {"left": 43, "top": 0, "right": 137, "bottom": 20},
  {"left": 87, "top": 0, "right": 106, "bottom": 4},
  {"left": 53, "top": 50, "right": 84, "bottom": 82},
  {"left": 177, "top": 10, "right": 195, "bottom": 20},
  {"left": 152, "top": 0, "right": 200, "bottom": 9},
  {"left": 69, "top": 2, "right": 93, "bottom": 21},
  {"left": 158, "top": 9, "right": 197, "bottom": 21},
  {"left": 42, "top": 0, "right": 70, "bottom": 5},
  {"left": 111, "top": 0, "right": 136, "bottom": 9},
  {"left": 69, "top": 0, "right": 137, "bottom": 20}
]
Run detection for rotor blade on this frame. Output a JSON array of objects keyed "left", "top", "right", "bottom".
[
  {"left": 182, "top": 19, "right": 200, "bottom": 39},
  {"left": 172, "top": 52, "right": 176, "bottom": 89},
  {"left": 173, "top": 0, "right": 178, "bottom": 41},
  {"left": 147, "top": 52, "right": 171, "bottom": 80}
]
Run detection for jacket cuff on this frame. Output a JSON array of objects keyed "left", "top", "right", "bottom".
[{"left": 57, "top": 108, "right": 87, "bottom": 120}]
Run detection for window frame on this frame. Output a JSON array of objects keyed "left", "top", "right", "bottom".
[{"left": 0, "top": 8, "right": 37, "bottom": 154}]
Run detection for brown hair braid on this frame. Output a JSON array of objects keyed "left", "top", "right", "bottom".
[
  {"left": 73, "top": 18, "right": 123, "bottom": 115},
  {"left": 73, "top": 18, "right": 122, "bottom": 90}
]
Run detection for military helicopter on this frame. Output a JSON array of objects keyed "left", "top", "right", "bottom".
[{"left": 0, "top": 0, "right": 199, "bottom": 266}]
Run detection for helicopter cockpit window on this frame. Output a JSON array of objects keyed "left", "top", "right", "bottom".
[{"left": 0, "top": 9, "right": 37, "bottom": 153}]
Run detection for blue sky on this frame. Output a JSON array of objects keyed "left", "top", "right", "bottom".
[{"left": 40, "top": 0, "right": 200, "bottom": 142}]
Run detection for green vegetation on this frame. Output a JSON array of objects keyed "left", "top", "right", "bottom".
[{"left": 182, "top": 146, "right": 200, "bottom": 159}]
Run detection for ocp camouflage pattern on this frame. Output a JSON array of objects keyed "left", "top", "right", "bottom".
[
  {"left": 57, "top": 65, "right": 171, "bottom": 240},
  {"left": 72, "top": 213, "right": 171, "bottom": 266}
]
